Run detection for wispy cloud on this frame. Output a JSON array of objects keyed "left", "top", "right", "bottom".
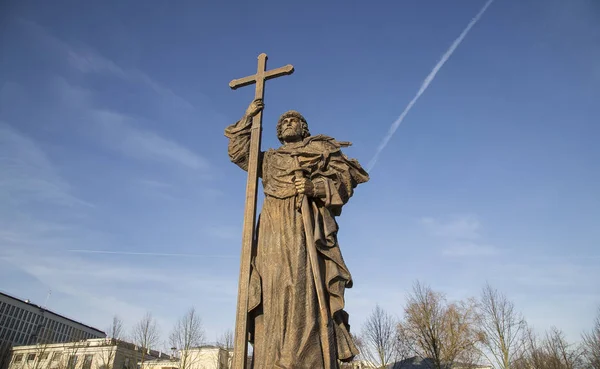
[
  {"left": 68, "top": 249, "right": 236, "bottom": 258},
  {"left": 420, "top": 215, "right": 480, "bottom": 239},
  {"left": 17, "top": 17, "right": 196, "bottom": 113},
  {"left": 66, "top": 49, "right": 196, "bottom": 112},
  {"left": 420, "top": 215, "right": 501, "bottom": 257},
  {"left": 15, "top": 19, "right": 208, "bottom": 172},
  {"left": 1, "top": 229, "right": 238, "bottom": 339},
  {"left": 441, "top": 242, "right": 499, "bottom": 256},
  {"left": 204, "top": 225, "right": 241, "bottom": 241},
  {"left": 0, "top": 122, "right": 92, "bottom": 208},
  {"left": 89, "top": 109, "right": 209, "bottom": 170},
  {"left": 497, "top": 261, "right": 598, "bottom": 291},
  {"left": 135, "top": 179, "right": 174, "bottom": 189},
  {"left": 367, "top": 0, "right": 495, "bottom": 172}
]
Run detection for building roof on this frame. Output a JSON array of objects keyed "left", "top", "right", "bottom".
[
  {"left": 0, "top": 290, "right": 106, "bottom": 336},
  {"left": 386, "top": 357, "right": 492, "bottom": 369}
]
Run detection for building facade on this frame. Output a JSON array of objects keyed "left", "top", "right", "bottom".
[
  {"left": 9, "top": 340, "right": 227, "bottom": 369},
  {"left": 0, "top": 292, "right": 105, "bottom": 347},
  {"left": 141, "top": 347, "right": 229, "bottom": 369},
  {"left": 0, "top": 291, "right": 106, "bottom": 369},
  {"left": 8, "top": 338, "right": 168, "bottom": 369}
]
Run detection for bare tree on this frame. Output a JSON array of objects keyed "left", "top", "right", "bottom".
[
  {"left": 169, "top": 307, "right": 205, "bottom": 369},
  {"left": 359, "top": 305, "right": 407, "bottom": 368},
  {"left": 131, "top": 312, "right": 161, "bottom": 367},
  {"left": 55, "top": 330, "right": 87, "bottom": 369},
  {"left": 97, "top": 315, "right": 125, "bottom": 369},
  {"left": 0, "top": 341, "right": 11, "bottom": 369},
  {"left": 582, "top": 307, "right": 600, "bottom": 369},
  {"left": 511, "top": 326, "right": 539, "bottom": 369},
  {"left": 478, "top": 283, "right": 526, "bottom": 369},
  {"left": 216, "top": 329, "right": 234, "bottom": 351},
  {"left": 96, "top": 339, "right": 119, "bottom": 369},
  {"left": 513, "top": 326, "right": 583, "bottom": 369},
  {"left": 21, "top": 325, "right": 61, "bottom": 369},
  {"left": 216, "top": 329, "right": 234, "bottom": 369},
  {"left": 8, "top": 328, "right": 81, "bottom": 369},
  {"left": 543, "top": 327, "right": 583, "bottom": 369},
  {"left": 399, "top": 281, "right": 483, "bottom": 369},
  {"left": 107, "top": 316, "right": 124, "bottom": 340},
  {"left": 399, "top": 282, "right": 446, "bottom": 368}
]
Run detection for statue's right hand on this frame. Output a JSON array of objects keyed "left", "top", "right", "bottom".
[{"left": 245, "top": 98, "right": 264, "bottom": 117}]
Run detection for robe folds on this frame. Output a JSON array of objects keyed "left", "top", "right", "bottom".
[{"left": 225, "top": 118, "right": 369, "bottom": 369}]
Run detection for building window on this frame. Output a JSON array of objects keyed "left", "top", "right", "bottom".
[
  {"left": 68, "top": 355, "right": 78, "bottom": 369},
  {"left": 27, "top": 354, "right": 36, "bottom": 361},
  {"left": 52, "top": 352, "right": 63, "bottom": 361},
  {"left": 82, "top": 355, "right": 93, "bottom": 369},
  {"left": 40, "top": 352, "right": 50, "bottom": 360},
  {"left": 13, "top": 354, "right": 23, "bottom": 363}
]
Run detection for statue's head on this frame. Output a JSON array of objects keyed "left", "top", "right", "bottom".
[{"left": 276, "top": 110, "right": 310, "bottom": 144}]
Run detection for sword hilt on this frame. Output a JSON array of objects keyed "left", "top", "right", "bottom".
[{"left": 291, "top": 153, "right": 308, "bottom": 211}]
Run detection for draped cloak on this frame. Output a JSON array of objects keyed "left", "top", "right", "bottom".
[{"left": 225, "top": 118, "right": 369, "bottom": 369}]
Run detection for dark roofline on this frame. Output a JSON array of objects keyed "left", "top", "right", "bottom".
[{"left": 0, "top": 290, "right": 106, "bottom": 336}]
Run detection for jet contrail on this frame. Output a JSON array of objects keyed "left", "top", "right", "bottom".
[
  {"left": 68, "top": 249, "right": 236, "bottom": 258},
  {"left": 367, "top": 0, "right": 494, "bottom": 172}
]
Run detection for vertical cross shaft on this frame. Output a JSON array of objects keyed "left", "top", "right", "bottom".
[{"left": 229, "top": 53, "right": 294, "bottom": 369}]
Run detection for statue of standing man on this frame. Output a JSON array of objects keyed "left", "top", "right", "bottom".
[{"left": 225, "top": 98, "right": 369, "bottom": 369}]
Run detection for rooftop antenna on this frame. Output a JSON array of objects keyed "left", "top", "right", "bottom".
[{"left": 43, "top": 289, "right": 52, "bottom": 310}]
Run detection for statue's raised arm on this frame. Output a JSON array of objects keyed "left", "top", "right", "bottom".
[{"left": 224, "top": 99, "right": 265, "bottom": 173}]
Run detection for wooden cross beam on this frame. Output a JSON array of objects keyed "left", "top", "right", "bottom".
[
  {"left": 229, "top": 53, "right": 294, "bottom": 369},
  {"left": 229, "top": 54, "right": 294, "bottom": 91}
]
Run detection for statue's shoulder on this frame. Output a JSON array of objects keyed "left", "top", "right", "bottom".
[
  {"left": 273, "top": 135, "right": 353, "bottom": 156},
  {"left": 306, "top": 134, "right": 352, "bottom": 151}
]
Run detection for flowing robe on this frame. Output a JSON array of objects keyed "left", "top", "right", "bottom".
[{"left": 225, "top": 118, "right": 369, "bottom": 369}]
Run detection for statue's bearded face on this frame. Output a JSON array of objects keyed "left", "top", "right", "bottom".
[{"left": 279, "top": 117, "right": 304, "bottom": 143}]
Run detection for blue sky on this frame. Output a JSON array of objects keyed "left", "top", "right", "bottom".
[{"left": 1, "top": 0, "right": 599, "bottom": 348}]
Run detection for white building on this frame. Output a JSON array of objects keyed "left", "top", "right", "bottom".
[
  {"left": 8, "top": 338, "right": 168, "bottom": 369},
  {"left": 141, "top": 346, "right": 229, "bottom": 369},
  {"left": 340, "top": 360, "right": 377, "bottom": 369},
  {"left": 8, "top": 339, "right": 233, "bottom": 369}
]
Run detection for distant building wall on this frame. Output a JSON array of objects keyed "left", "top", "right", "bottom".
[
  {"left": 7, "top": 338, "right": 167, "bottom": 369},
  {"left": 0, "top": 292, "right": 106, "bottom": 369},
  {"left": 142, "top": 347, "right": 228, "bottom": 369},
  {"left": 0, "top": 292, "right": 106, "bottom": 347}
]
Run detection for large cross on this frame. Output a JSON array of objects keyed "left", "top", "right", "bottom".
[{"left": 228, "top": 53, "right": 294, "bottom": 369}]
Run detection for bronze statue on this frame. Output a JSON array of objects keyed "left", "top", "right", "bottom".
[
  {"left": 225, "top": 96, "right": 369, "bottom": 368},
  {"left": 225, "top": 54, "right": 369, "bottom": 369}
]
